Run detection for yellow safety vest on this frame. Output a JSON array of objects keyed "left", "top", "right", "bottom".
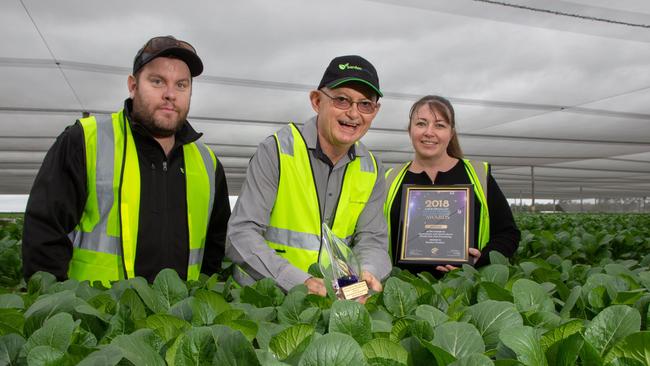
[
  {"left": 383, "top": 159, "right": 490, "bottom": 256},
  {"left": 68, "top": 110, "right": 216, "bottom": 285},
  {"left": 262, "top": 123, "right": 378, "bottom": 272}
]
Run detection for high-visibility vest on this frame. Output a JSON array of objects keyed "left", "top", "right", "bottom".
[
  {"left": 261, "top": 123, "right": 378, "bottom": 272},
  {"left": 383, "top": 159, "right": 490, "bottom": 256},
  {"left": 68, "top": 110, "right": 216, "bottom": 285}
]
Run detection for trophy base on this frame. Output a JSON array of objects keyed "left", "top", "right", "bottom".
[{"left": 340, "top": 281, "right": 369, "bottom": 300}]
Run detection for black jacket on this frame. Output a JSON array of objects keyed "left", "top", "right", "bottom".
[
  {"left": 22, "top": 99, "right": 231, "bottom": 282},
  {"left": 389, "top": 160, "right": 520, "bottom": 275}
]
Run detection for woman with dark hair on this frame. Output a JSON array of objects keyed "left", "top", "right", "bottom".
[{"left": 384, "top": 95, "right": 520, "bottom": 275}]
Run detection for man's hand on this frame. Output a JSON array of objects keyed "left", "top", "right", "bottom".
[
  {"left": 361, "top": 270, "right": 382, "bottom": 292},
  {"left": 356, "top": 270, "right": 382, "bottom": 304},
  {"left": 304, "top": 277, "right": 327, "bottom": 297},
  {"left": 435, "top": 248, "right": 482, "bottom": 273}
]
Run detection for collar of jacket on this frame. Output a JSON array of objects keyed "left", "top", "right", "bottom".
[{"left": 123, "top": 98, "right": 203, "bottom": 146}]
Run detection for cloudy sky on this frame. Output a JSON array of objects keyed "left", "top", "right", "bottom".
[{"left": 1, "top": 0, "right": 650, "bottom": 203}]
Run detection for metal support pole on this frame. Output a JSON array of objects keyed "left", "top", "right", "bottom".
[
  {"left": 530, "top": 166, "right": 535, "bottom": 213},
  {"left": 580, "top": 186, "right": 583, "bottom": 212}
]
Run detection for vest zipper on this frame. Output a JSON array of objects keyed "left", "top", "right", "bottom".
[{"left": 162, "top": 161, "right": 168, "bottom": 172}]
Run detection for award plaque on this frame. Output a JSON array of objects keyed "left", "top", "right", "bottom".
[
  {"left": 397, "top": 185, "right": 474, "bottom": 265},
  {"left": 318, "top": 223, "right": 369, "bottom": 300}
]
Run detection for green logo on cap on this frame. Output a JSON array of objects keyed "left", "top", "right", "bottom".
[{"left": 338, "top": 63, "right": 362, "bottom": 71}]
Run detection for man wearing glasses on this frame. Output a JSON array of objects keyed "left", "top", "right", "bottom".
[
  {"left": 22, "top": 36, "right": 231, "bottom": 285},
  {"left": 227, "top": 55, "right": 391, "bottom": 298}
]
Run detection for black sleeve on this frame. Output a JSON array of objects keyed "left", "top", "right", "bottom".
[
  {"left": 22, "top": 122, "right": 87, "bottom": 281},
  {"left": 200, "top": 156, "right": 231, "bottom": 276},
  {"left": 474, "top": 171, "right": 521, "bottom": 268}
]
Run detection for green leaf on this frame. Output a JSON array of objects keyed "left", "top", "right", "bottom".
[
  {"left": 26, "top": 345, "right": 66, "bottom": 366},
  {"left": 559, "top": 286, "right": 581, "bottom": 318},
  {"left": 23, "top": 312, "right": 76, "bottom": 355},
  {"left": 480, "top": 264, "right": 510, "bottom": 287},
  {"left": 26, "top": 271, "right": 57, "bottom": 296},
  {"left": 449, "top": 353, "right": 494, "bottom": 366},
  {"left": 383, "top": 278, "right": 417, "bottom": 318},
  {"left": 76, "top": 345, "right": 124, "bottom": 366},
  {"left": 414, "top": 304, "right": 449, "bottom": 329},
  {"left": 23, "top": 290, "right": 84, "bottom": 337},
  {"left": 0, "top": 333, "right": 25, "bottom": 365},
  {"left": 328, "top": 300, "right": 372, "bottom": 345},
  {"left": 169, "top": 297, "right": 196, "bottom": 322},
  {"left": 277, "top": 290, "right": 308, "bottom": 325},
  {"left": 231, "top": 303, "right": 277, "bottom": 323},
  {"left": 499, "top": 325, "right": 548, "bottom": 366},
  {"left": 432, "top": 321, "right": 485, "bottom": 359},
  {"left": 117, "top": 287, "right": 147, "bottom": 320},
  {"left": 549, "top": 333, "right": 583, "bottom": 366},
  {"left": 220, "top": 319, "right": 259, "bottom": 342},
  {"left": 153, "top": 269, "right": 188, "bottom": 307},
  {"left": 256, "top": 349, "right": 292, "bottom": 366},
  {"left": 420, "top": 341, "right": 458, "bottom": 365},
  {"left": 241, "top": 279, "right": 285, "bottom": 308},
  {"left": 579, "top": 334, "right": 603, "bottom": 366},
  {"left": 409, "top": 319, "right": 433, "bottom": 342},
  {"left": 130, "top": 276, "right": 169, "bottom": 313},
  {"left": 299, "top": 307, "right": 321, "bottom": 326},
  {"left": 0, "top": 308, "right": 24, "bottom": 336},
  {"left": 489, "top": 251, "right": 509, "bottom": 265},
  {"left": 211, "top": 325, "right": 261, "bottom": 366},
  {"left": 194, "top": 289, "right": 231, "bottom": 315},
  {"left": 539, "top": 319, "right": 583, "bottom": 351},
  {"left": 191, "top": 296, "right": 217, "bottom": 325},
  {"left": 361, "top": 338, "right": 408, "bottom": 364},
  {"left": 477, "top": 282, "right": 514, "bottom": 302},
  {"left": 512, "top": 279, "right": 555, "bottom": 313},
  {"left": 389, "top": 318, "right": 413, "bottom": 343},
  {"left": 269, "top": 324, "right": 314, "bottom": 361},
  {"left": 256, "top": 321, "right": 289, "bottom": 351},
  {"left": 298, "top": 332, "right": 365, "bottom": 366},
  {"left": 111, "top": 331, "right": 166, "bottom": 366},
  {"left": 466, "top": 300, "right": 523, "bottom": 350},
  {"left": 146, "top": 313, "right": 191, "bottom": 343},
  {"left": 101, "top": 301, "right": 138, "bottom": 344},
  {"left": 166, "top": 326, "right": 216, "bottom": 365},
  {"left": 400, "top": 336, "right": 454, "bottom": 366},
  {"left": 584, "top": 305, "right": 641, "bottom": 356},
  {"left": 371, "top": 320, "right": 392, "bottom": 334},
  {"left": 603, "top": 331, "right": 650, "bottom": 365},
  {"left": 0, "top": 295, "right": 23, "bottom": 309}
]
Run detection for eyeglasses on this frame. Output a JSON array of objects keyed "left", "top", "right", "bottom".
[
  {"left": 320, "top": 89, "right": 378, "bottom": 114},
  {"left": 138, "top": 36, "right": 197, "bottom": 59}
]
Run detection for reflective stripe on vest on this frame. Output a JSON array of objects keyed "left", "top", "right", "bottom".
[
  {"left": 462, "top": 159, "right": 490, "bottom": 248},
  {"left": 68, "top": 110, "right": 216, "bottom": 285},
  {"left": 261, "top": 123, "right": 377, "bottom": 272},
  {"left": 383, "top": 159, "right": 490, "bottom": 251}
]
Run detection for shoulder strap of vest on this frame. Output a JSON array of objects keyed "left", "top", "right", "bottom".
[
  {"left": 386, "top": 162, "right": 411, "bottom": 191},
  {"left": 464, "top": 159, "right": 489, "bottom": 200}
]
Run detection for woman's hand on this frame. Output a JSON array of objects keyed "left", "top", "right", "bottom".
[{"left": 435, "top": 248, "right": 482, "bottom": 272}]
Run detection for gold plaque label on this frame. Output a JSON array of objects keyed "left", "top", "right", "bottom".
[{"left": 341, "top": 281, "right": 369, "bottom": 300}]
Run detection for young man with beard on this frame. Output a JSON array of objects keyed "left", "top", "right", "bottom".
[
  {"left": 227, "top": 55, "right": 391, "bottom": 300},
  {"left": 22, "top": 36, "right": 230, "bottom": 285}
]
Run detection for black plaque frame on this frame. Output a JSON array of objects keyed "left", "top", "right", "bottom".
[{"left": 397, "top": 185, "right": 475, "bottom": 266}]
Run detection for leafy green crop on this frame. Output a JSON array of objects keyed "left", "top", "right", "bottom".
[{"left": 0, "top": 213, "right": 648, "bottom": 365}]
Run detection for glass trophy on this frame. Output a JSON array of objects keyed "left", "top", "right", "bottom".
[{"left": 318, "top": 223, "right": 369, "bottom": 300}]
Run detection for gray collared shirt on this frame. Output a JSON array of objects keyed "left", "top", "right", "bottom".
[{"left": 226, "top": 116, "right": 391, "bottom": 291}]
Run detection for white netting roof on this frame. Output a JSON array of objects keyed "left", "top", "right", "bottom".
[{"left": 2, "top": 0, "right": 649, "bottom": 199}]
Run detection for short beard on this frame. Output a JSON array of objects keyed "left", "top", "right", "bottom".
[{"left": 131, "top": 104, "right": 186, "bottom": 138}]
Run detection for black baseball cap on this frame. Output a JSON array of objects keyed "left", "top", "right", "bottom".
[
  {"left": 318, "top": 55, "right": 382, "bottom": 98},
  {"left": 133, "top": 36, "right": 203, "bottom": 77}
]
